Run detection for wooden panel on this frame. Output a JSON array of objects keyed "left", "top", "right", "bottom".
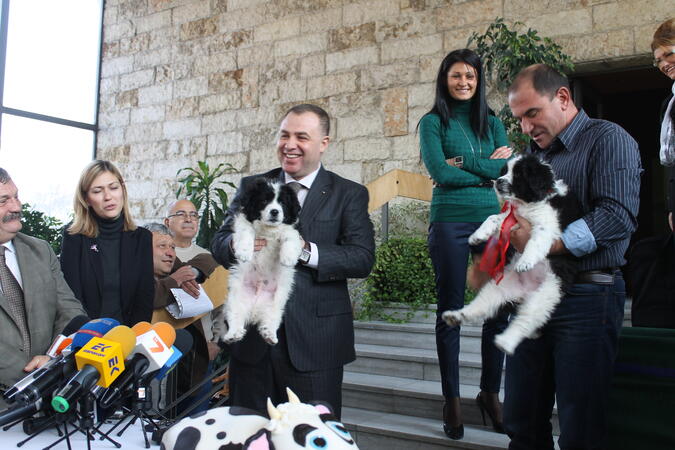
[
  {"left": 152, "top": 266, "right": 229, "bottom": 329},
  {"left": 366, "top": 169, "right": 433, "bottom": 213},
  {"left": 395, "top": 170, "right": 433, "bottom": 202}
]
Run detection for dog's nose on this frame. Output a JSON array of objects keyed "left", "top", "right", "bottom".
[{"left": 270, "top": 209, "right": 279, "bottom": 217}]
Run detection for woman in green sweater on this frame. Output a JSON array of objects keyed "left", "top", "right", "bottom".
[{"left": 419, "top": 49, "right": 512, "bottom": 440}]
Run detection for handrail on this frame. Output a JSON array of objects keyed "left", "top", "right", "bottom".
[{"left": 366, "top": 169, "right": 433, "bottom": 213}]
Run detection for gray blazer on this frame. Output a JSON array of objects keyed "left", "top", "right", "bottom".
[
  {"left": 0, "top": 233, "right": 86, "bottom": 389},
  {"left": 211, "top": 167, "right": 375, "bottom": 371}
]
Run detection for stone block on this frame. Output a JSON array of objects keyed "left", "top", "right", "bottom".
[
  {"left": 593, "top": 0, "right": 672, "bottom": 31},
  {"left": 104, "top": 21, "right": 134, "bottom": 42},
  {"left": 557, "top": 29, "right": 635, "bottom": 62},
  {"left": 381, "top": 33, "right": 443, "bottom": 62},
  {"left": 119, "top": 0, "right": 148, "bottom": 18},
  {"left": 192, "top": 52, "right": 238, "bottom": 76},
  {"left": 436, "top": 0, "right": 502, "bottom": 30},
  {"left": 260, "top": 79, "right": 308, "bottom": 106},
  {"left": 300, "top": 54, "right": 326, "bottom": 79},
  {"left": 125, "top": 122, "right": 163, "bottom": 143},
  {"left": 120, "top": 69, "right": 155, "bottom": 91},
  {"left": 330, "top": 162, "right": 363, "bottom": 184},
  {"left": 307, "top": 72, "right": 358, "bottom": 99},
  {"left": 274, "top": 33, "right": 328, "bottom": 58},
  {"left": 249, "top": 146, "right": 280, "bottom": 173},
  {"left": 635, "top": 21, "right": 665, "bottom": 54},
  {"left": 523, "top": 9, "right": 592, "bottom": 37},
  {"left": 326, "top": 46, "right": 378, "bottom": 73},
  {"left": 130, "top": 105, "right": 165, "bottom": 124},
  {"left": 166, "top": 97, "right": 200, "bottom": 120},
  {"left": 392, "top": 134, "right": 419, "bottom": 160},
  {"left": 443, "top": 28, "right": 475, "bottom": 54},
  {"left": 259, "top": 59, "right": 301, "bottom": 84},
  {"left": 101, "top": 55, "right": 134, "bottom": 77},
  {"left": 209, "top": 69, "right": 244, "bottom": 93},
  {"left": 102, "top": 42, "right": 120, "bottom": 60},
  {"left": 241, "top": 67, "right": 260, "bottom": 108},
  {"left": 237, "top": 107, "right": 277, "bottom": 128},
  {"left": 401, "top": 0, "right": 426, "bottom": 11},
  {"left": 103, "top": 5, "right": 118, "bottom": 25},
  {"left": 199, "top": 92, "right": 242, "bottom": 114},
  {"left": 408, "top": 82, "right": 433, "bottom": 108},
  {"left": 238, "top": 44, "right": 275, "bottom": 67},
  {"left": 138, "top": 83, "right": 173, "bottom": 106},
  {"left": 329, "top": 92, "right": 382, "bottom": 119},
  {"left": 383, "top": 87, "right": 408, "bottom": 137},
  {"left": 228, "top": 0, "right": 269, "bottom": 11},
  {"left": 375, "top": 10, "right": 434, "bottom": 41},
  {"left": 213, "top": 30, "right": 254, "bottom": 52},
  {"left": 100, "top": 76, "right": 120, "bottom": 95},
  {"left": 116, "top": 89, "right": 139, "bottom": 108},
  {"left": 220, "top": 5, "right": 269, "bottom": 31},
  {"left": 344, "top": 137, "right": 391, "bottom": 160},
  {"left": 343, "top": 0, "right": 401, "bottom": 26},
  {"left": 207, "top": 132, "right": 243, "bottom": 156},
  {"left": 133, "top": 47, "right": 173, "bottom": 70},
  {"left": 201, "top": 111, "right": 238, "bottom": 134},
  {"left": 180, "top": 16, "right": 219, "bottom": 41},
  {"left": 255, "top": 17, "right": 301, "bottom": 42},
  {"left": 98, "top": 127, "right": 125, "bottom": 148},
  {"left": 103, "top": 145, "right": 132, "bottom": 163},
  {"left": 408, "top": 105, "right": 426, "bottom": 134},
  {"left": 174, "top": 76, "right": 208, "bottom": 98},
  {"left": 361, "top": 161, "right": 383, "bottom": 184},
  {"left": 301, "top": 8, "right": 343, "bottom": 34},
  {"left": 328, "top": 22, "right": 376, "bottom": 52},
  {"left": 120, "top": 33, "right": 151, "bottom": 56},
  {"left": 242, "top": 126, "right": 278, "bottom": 155},
  {"left": 172, "top": 1, "right": 211, "bottom": 24},
  {"left": 163, "top": 118, "right": 202, "bottom": 139},
  {"left": 337, "top": 114, "right": 383, "bottom": 140},
  {"left": 210, "top": 0, "right": 228, "bottom": 14},
  {"left": 360, "top": 62, "right": 418, "bottom": 90},
  {"left": 133, "top": 10, "right": 171, "bottom": 33},
  {"left": 322, "top": 141, "right": 344, "bottom": 166},
  {"left": 99, "top": 110, "right": 131, "bottom": 128},
  {"left": 420, "top": 53, "right": 444, "bottom": 82}
]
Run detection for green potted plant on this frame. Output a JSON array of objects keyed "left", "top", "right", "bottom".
[
  {"left": 176, "top": 161, "right": 239, "bottom": 249},
  {"left": 20, "top": 203, "right": 64, "bottom": 254},
  {"left": 469, "top": 17, "right": 575, "bottom": 150}
]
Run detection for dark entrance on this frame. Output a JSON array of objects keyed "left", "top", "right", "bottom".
[{"left": 572, "top": 66, "right": 672, "bottom": 242}]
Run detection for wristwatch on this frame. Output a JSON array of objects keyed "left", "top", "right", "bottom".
[{"left": 299, "top": 241, "right": 311, "bottom": 264}]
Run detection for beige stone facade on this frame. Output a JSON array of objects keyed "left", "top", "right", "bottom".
[{"left": 98, "top": 0, "right": 671, "bottom": 220}]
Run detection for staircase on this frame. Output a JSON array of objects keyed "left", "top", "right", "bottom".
[{"left": 341, "top": 302, "right": 632, "bottom": 449}]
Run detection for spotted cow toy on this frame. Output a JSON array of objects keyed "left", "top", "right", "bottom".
[{"left": 161, "top": 388, "right": 359, "bottom": 450}]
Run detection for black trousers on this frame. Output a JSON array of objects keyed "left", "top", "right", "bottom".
[{"left": 228, "top": 326, "right": 345, "bottom": 419}]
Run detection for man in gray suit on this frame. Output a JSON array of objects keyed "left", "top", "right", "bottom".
[
  {"left": 0, "top": 168, "right": 86, "bottom": 396},
  {"left": 212, "top": 104, "right": 375, "bottom": 419}
]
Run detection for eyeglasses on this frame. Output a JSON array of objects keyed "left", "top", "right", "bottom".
[
  {"left": 168, "top": 210, "right": 199, "bottom": 219},
  {"left": 653, "top": 49, "right": 675, "bottom": 67}
]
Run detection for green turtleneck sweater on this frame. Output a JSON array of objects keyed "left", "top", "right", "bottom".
[{"left": 419, "top": 100, "right": 509, "bottom": 223}]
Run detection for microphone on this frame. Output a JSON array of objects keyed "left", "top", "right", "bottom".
[
  {"left": 0, "top": 399, "right": 42, "bottom": 428},
  {"left": 3, "top": 318, "right": 119, "bottom": 405},
  {"left": 45, "top": 315, "right": 90, "bottom": 357},
  {"left": 51, "top": 325, "right": 135, "bottom": 413},
  {"left": 99, "top": 322, "right": 179, "bottom": 409},
  {"left": 153, "top": 328, "right": 193, "bottom": 381}
]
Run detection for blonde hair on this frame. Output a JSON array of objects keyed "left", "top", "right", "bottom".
[
  {"left": 652, "top": 18, "right": 675, "bottom": 51},
  {"left": 68, "top": 160, "right": 136, "bottom": 237}
]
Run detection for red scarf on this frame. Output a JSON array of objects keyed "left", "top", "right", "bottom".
[{"left": 479, "top": 202, "right": 518, "bottom": 284}]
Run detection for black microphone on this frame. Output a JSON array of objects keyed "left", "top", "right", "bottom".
[{"left": 0, "top": 399, "right": 42, "bottom": 427}]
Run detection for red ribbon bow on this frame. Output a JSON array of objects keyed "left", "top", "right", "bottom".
[{"left": 479, "top": 201, "right": 518, "bottom": 284}]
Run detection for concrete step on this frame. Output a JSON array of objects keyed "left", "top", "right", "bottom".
[
  {"left": 342, "top": 371, "right": 560, "bottom": 435},
  {"left": 342, "top": 407, "right": 510, "bottom": 450},
  {"left": 347, "top": 343, "right": 498, "bottom": 387},
  {"left": 354, "top": 321, "right": 482, "bottom": 352}
]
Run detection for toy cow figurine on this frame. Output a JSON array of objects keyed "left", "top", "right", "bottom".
[{"left": 161, "top": 388, "right": 359, "bottom": 450}]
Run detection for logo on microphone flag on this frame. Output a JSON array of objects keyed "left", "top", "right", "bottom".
[{"left": 77, "top": 337, "right": 126, "bottom": 387}]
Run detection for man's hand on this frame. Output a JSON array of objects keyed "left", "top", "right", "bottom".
[
  {"left": 180, "top": 279, "right": 200, "bottom": 298},
  {"left": 490, "top": 146, "right": 513, "bottom": 159},
  {"left": 170, "top": 265, "right": 196, "bottom": 285},
  {"left": 509, "top": 214, "right": 531, "bottom": 254},
  {"left": 24, "top": 355, "right": 51, "bottom": 373},
  {"left": 207, "top": 341, "right": 220, "bottom": 361}
]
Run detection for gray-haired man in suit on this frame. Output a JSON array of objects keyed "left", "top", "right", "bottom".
[
  {"left": 211, "top": 104, "right": 375, "bottom": 419},
  {"left": 0, "top": 168, "right": 86, "bottom": 398}
]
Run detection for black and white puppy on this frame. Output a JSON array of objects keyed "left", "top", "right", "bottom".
[
  {"left": 442, "top": 154, "right": 580, "bottom": 354},
  {"left": 221, "top": 178, "right": 303, "bottom": 345}
]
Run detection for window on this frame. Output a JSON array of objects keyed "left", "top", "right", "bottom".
[{"left": 0, "top": 0, "right": 103, "bottom": 220}]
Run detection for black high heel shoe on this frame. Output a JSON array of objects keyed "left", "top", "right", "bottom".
[
  {"left": 476, "top": 393, "right": 505, "bottom": 434},
  {"left": 443, "top": 400, "right": 464, "bottom": 440}
]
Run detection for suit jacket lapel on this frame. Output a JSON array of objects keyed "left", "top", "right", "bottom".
[{"left": 300, "top": 167, "right": 332, "bottom": 224}]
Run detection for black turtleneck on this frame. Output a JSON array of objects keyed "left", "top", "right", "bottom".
[{"left": 96, "top": 214, "right": 123, "bottom": 322}]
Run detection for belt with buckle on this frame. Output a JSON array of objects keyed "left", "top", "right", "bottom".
[{"left": 574, "top": 268, "right": 617, "bottom": 285}]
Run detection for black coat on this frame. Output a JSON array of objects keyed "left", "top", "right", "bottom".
[
  {"left": 211, "top": 167, "right": 375, "bottom": 371},
  {"left": 60, "top": 226, "right": 154, "bottom": 327}
]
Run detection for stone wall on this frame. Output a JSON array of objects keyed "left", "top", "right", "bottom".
[{"left": 97, "top": 0, "right": 671, "bottom": 220}]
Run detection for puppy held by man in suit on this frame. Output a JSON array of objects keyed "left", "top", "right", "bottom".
[
  {"left": 0, "top": 168, "right": 87, "bottom": 406},
  {"left": 211, "top": 104, "right": 375, "bottom": 419}
]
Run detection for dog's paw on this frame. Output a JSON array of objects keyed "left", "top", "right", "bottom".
[
  {"left": 222, "top": 327, "right": 247, "bottom": 343},
  {"left": 468, "top": 233, "right": 485, "bottom": 246},
  {"left": 258, "top": 326, "right": 278, "bottom": 345},
  {"left": 494, "top": 334, "right": 517, "bottom": 355},
  {"left": 442, "top": 310, "right": 463, "bottom": 327},
  {"left": 280, "top": 247, "right": 302, "bottom": 266},
  {"left": 233, "top": 240, "right": 254, "bottom": 262},
  {"left": 514, "top": 259, "right": 535, "bottom": 273}
]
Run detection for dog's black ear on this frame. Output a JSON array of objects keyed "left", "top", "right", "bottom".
[
  {"left": 241, "top": 178, "right": 272, "bottom": 222},
  {"left": 511, "top": 155, "right": 554, "bottom": 203},
  {"left": 279, "top": 183, "right": 301, "bottom": 225}
]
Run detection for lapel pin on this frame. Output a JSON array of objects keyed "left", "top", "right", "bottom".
[{"left": 90, "top": 244, "right": 99, "bottom": 253}]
